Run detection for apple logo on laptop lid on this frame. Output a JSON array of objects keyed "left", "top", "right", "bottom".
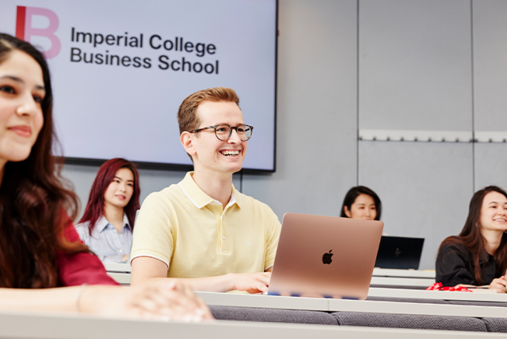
[{"left": 322, "top": 250, "right": 333, "bottom": 265}]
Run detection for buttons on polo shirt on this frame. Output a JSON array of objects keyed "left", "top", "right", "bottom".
[{"left": 222, "top": 235, "right": 225, "bottom": 240}]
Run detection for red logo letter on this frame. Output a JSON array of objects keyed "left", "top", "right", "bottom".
[{"left": 15, "top": 6, "right": 61, "bottom": 59}]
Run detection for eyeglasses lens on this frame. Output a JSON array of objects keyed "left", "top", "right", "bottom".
[{"left": 215, "top": 125, "right": 252, "bottom": 141}]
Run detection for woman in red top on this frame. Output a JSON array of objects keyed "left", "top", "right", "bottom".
[{"left": 0, "top": 33, "right": 211, "bottom": 319}]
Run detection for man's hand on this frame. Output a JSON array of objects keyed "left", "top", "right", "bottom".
[
  {"left": 131, "top": 256, "right": 272, "bottom": 294},
  {"left": 228, "top": 272, "right": 271, "bottom": 294}
]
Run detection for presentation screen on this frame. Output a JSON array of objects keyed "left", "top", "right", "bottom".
[{"left": 0, "top": 0, "right": 277, "bottom": 171}]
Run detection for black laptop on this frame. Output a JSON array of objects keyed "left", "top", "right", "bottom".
[{"left": 374, "top": 236, "right": 424, "bottom": 270}]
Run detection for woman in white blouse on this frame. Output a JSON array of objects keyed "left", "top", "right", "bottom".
[{"left": 76, "top": 158, "right": 140, "bottom": 262}]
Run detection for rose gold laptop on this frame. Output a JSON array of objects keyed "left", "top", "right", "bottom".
[{"left": 268, "top": 213, "right": 383, "bottom": 300}]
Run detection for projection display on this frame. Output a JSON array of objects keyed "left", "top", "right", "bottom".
[{"left": 0, "top": 0, "right": 277, "bottom": 171}]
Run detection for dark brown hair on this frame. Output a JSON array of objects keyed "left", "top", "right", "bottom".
[
  {"left": 0, "top": 33, "right": 87, "bottom": 288},
  {"left": 439, "top": 186, "right": 507, "bottom": 285},
  {"left": 79, "top": 158, "right": 140, "bottom": 235}
]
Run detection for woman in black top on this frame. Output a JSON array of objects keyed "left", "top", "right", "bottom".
[{"left": 436, "top": 186, "right": 507, "bottom": 292}]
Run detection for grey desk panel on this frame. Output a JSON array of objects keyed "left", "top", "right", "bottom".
[
  {"left": 197, "top": 292, "right": 507, "bottom": 318},
  {"left": 372, "top": 268, "right": 435, "bottom": 279},
  {"left": 105, "top": 265, "right": 436, "bottom": 278},
  {"left": 197, "top": 292, "right": 328, "bottom": 311},
  {"left": 369, "top": 288, "right": 507, "bottom": 303},
  {"left": 331, "top": 311, "right": 487, "bottom": 332},
  {"left": 0, "top": 310, "right": 504, "bottom": 339},
  {"left": 106, "top": 272, "right": 434, "bottom": 288},
  {"left": 107, "top": 272, "right": 131, "bottom": 285},
  {"left": 111, "top": 272, "right": 507, "bottom": 304},
  {"left": 370, "top": 277, "right": 433, "bottom": 287},
  {"left": 103, "top": 262, "right": 131, "bottom": 273},
  {"left": 330, "top": 299, "right": 507, "bottom": 318}
]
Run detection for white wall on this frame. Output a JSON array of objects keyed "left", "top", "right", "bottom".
[{"left": 62, "top": 0, "right": 507, "bottom": 270}]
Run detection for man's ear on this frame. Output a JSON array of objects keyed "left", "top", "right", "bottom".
[{"left": 180, "top": 132, "right": 197, "bottom": 157}]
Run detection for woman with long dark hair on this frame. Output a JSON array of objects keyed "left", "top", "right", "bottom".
[
  {"left": 76, "top": 158, "right": 140, "bottom": 262},
  {"left": 340, "top": 186, "right": 382, "bottom": 221},
  {"left": 0, "top": 33, "right": 210, "bottom": 319},
  {"left": 436, "top": 186, "right": 507, "bottom": 292}
]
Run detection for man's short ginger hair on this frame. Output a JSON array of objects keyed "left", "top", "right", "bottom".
[{"left": 177, "top": 87, "right": 240, "bottom": 135}]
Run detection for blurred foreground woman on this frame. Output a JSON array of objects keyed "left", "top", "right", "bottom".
[{"left": 0, "top": 33, "right": 211, "bottom": 320}]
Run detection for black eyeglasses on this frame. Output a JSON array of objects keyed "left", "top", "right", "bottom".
[{"left": 190, "top": 124, "right": 254, "bottom": 141}]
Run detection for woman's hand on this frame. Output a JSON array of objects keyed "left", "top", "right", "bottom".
[
  {"left": 81, "top": 280, "right": 213, "bottom": 321},
  {"left": 489, "top": 276, "right": 507, "bottom": 293}
]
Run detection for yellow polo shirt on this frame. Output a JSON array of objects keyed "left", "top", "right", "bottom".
[{"left": 130, "top": 172, "right": 281, "bottom": 278}]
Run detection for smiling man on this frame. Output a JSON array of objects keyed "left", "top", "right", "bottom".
[{"left": 130, "top": 87, "right": 281, "bottom": 292}]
